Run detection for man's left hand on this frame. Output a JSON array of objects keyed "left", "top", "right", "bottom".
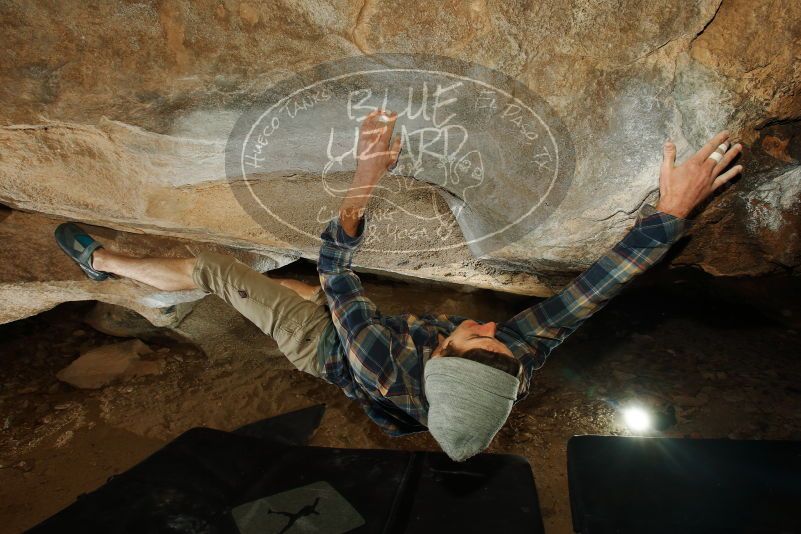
[{"left": 656, "top": 131, "right": 743, "bottom": 219}]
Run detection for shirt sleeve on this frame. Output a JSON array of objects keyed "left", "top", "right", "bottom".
[
  {"left": 501, "top": 204, "right": 693, "bottom": 373},
  {"left": 317, "top": 213, "right": 400, "bottom": 395}
]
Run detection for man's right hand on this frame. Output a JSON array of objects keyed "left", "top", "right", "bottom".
[
  {"left": 355, "top": 109, "right": 402, "bottom": 184},
  {"left": 656, "top": 131, "right": 743, "bottom": 219},
  {"left": 338, "top": 109, "right": 403, "bottom": 237}
]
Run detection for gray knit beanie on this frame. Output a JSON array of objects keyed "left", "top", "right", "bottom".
[{"left": 424, "top": 357, "right": 520, "bottom": 462}]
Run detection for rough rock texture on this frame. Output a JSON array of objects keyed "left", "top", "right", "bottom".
[
  {"left": 678, "top": 165, "right": 801, "bottom": 276},
  {"left": 1, "top": 0, "right": 800, "bottom": 323}
]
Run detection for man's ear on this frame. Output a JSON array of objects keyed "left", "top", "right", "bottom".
[{"left": 432, "top": 337, "right": 448, "bottom": 358}]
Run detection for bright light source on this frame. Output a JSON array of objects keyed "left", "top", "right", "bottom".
[{"left": 623, "top": 406, "right": 652, "bottom": 433}]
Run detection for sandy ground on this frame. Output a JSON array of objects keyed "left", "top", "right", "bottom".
[{"left": 1, "top": 264, "right": 800, "bottom": 534}]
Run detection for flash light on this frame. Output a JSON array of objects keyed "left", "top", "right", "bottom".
[{"left": 623, "top": 406, "right": 652, "bottom": 433}]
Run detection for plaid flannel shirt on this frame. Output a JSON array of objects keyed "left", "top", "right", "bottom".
[{"left": 316, "top": 203, "right": 692, "bottom": 436}]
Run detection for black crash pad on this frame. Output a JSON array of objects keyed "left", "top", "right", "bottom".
[
  {"left": 30, "top": 406, "right": 544, "bottom": 534},
  {"left": 567, "top": 435, "right": 801, "bottom": 533}
]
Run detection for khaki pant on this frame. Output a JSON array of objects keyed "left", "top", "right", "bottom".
[{"left": 191, "top": 251, "right": 331, "bottom": 377}]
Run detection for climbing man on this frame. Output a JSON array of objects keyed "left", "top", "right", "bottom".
[{"left": 55, "top": 109, "right": 743, "bottom": 461}]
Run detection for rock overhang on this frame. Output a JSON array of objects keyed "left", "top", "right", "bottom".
[{"left": 0, "top": 0, "right": 799, "bottom": 324}]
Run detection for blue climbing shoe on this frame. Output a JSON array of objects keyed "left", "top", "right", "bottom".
[{"left": 54, "top": 222, "right": 110, "bottom": 281}]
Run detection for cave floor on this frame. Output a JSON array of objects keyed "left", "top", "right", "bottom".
[{"left": 1, "top": 268, "right": 800, "bottom": 534}]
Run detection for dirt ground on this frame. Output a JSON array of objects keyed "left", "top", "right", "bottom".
[{"left": 1, "top": 263, "right": 800, "bottom": 534}]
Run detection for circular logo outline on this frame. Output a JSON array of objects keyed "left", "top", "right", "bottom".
[{"left": 226, "top": 53, "right": 574, "bottom": 255}]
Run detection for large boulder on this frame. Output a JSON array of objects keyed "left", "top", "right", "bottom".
[{"left": 1, "top": 0, "right": 799, "bottom": 324}]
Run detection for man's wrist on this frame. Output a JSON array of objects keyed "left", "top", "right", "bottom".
[
  {"left": 339, "top": 206, "right": 365, "bottom": 238},
  {"left": 636, "top": 202, "right": 694, "bottom": 244},
  {"left": 655, "top": 200, "right": 691, "bottom": 219},
  {"left": 339, "top": 170, "right": 377, "bottom": 237},
  {"left": 353, "top": 167, "right": 383, "bottom": 185},
  {"left": 338, "top": 211, "right": 366, "bottom": 240}
]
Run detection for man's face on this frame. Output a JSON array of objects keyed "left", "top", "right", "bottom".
[{"left": 433, "top": 319, "right": 515, "bottom": 358}]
